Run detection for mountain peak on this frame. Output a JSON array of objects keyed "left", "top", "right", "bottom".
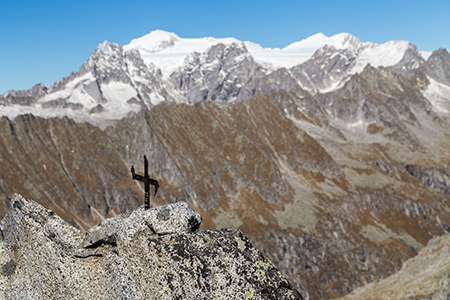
[
  {"left": 81, "top": 41, "right": 126, "bottom": 76},
  {"left": 284, "top": 32, "right": 361, "bottom": 52},
  {"left": 328, "top": 32, "right": 362, "bottom": 49},
  {"left": 95, "top": 40, "right": 122, "bottom": 55},
  {"left": 124, "top": 30, "right": 180, "bottom": 54},
  {"left": 305, "top": 32, "right": 328, "bottom": 40}
]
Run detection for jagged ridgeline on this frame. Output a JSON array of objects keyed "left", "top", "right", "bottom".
[{"left": 1, "top": 30, "right": 450, "bottom": 299}]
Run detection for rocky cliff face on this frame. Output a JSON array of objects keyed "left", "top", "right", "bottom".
[
  {"left": 337, "top": 233, "right": 450, "bottom": 300},
  {"left": 0, "top": 193, "right": 302, "bottom": 299},
  {"left": 1, "top": 33, "right": 450, "bottom": 300},
  {"left": 169, "top": 43, "right": 266, "bottom": 103},
  {"left": 0, "top": 115, "right": 144, "bottom": 228}
]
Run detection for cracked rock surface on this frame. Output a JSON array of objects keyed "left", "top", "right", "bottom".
[{"left": 0, "top": 193, "right": 303, "bottom": 299}]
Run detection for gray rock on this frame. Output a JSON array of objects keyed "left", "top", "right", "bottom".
[
  {"left": 170, "top": 42, "right": 266, "bottom": 103},
  {"left": 0, "top": 194, "right": 303, "bottom": 299},
  {"left": 289, "top": 45, "right": 358, "bottom": 95},
  {"left": 81, "top": 201, "right": 202, "bottom": 249},
  {"left": 0, "top": 83, "right": 48, "bottom": 106},
  {"left": 423, "top": 48, "right": 450, "bottom": 86}
]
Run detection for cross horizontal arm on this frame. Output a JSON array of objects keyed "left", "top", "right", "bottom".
[{"left": 133, "top": 174, "right": 145, "bottom": 182}]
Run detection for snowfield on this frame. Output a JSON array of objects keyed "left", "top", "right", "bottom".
[{"left": 123, "top": 30, "right": 416, "bottom": 76}]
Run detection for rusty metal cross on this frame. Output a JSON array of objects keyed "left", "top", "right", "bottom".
[{"left": 131, "top": 155, "right": 160, "bottom": 210}]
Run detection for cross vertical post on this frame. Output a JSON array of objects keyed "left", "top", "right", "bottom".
[{"left": 144, "top": 155, "right": 150, "bottom": 209}]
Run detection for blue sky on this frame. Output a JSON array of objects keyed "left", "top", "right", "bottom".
[{"left": 1, "top": 0, "right": 449, "bottom": 94}]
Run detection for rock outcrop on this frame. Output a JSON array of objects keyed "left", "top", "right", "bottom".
[
  {"left": 338, "top": 233, "right": 450, "bottom": 300},
  {"left": 0, "top": 193, "right": 303, "bottom": 299}
]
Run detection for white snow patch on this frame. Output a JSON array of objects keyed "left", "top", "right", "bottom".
[
  {"left": 148, "top": 91, "right": 165, "bottom": 106},
  {"left": 38, "top": 73, "right": 96, "bottom": 104},
  {"left": 350, "top": 41, "right": 411, "bottom": 74},
  {"left": 419, "top": 49, "right": 450, "bottom": 61},
  {"left": 422, "top": 77, "right": 450, "bottom": 113},
  {"left": 0, "top": 105, "right": 39, "bottom": 120},
  {"left": 100, "top": 81, "right": 137, "bottom": 104},
  {"left": 0, "top": 99, "right": 141, "bottom": 128},
  {"left": 419, "top": 51, "right": 433, "bottom": 60},
  {"left": 346, "top": 119, "right": 366, "bottom": 128},
  {"left": 319, "top": 79, "right": 349, "bottom": 94}
]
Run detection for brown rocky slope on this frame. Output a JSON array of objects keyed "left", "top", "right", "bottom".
[
  {"left": 337, "top": 233, "right": 450, "bottom": 300},
  {"left": 1, "top": 90, "right": 450, "bottom": 299}
]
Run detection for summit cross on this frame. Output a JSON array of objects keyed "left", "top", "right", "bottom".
[{"left": 131, "top": 155, "right": 160, "bottom": 210}]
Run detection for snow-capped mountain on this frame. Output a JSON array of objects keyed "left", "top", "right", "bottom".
[
  {"left": 123, "top": 30, "right": 244, "bottom": 76},
  {"left": 123, "top": 30, "right": 411, "bottom": 74},
  {"left": 123, "top": 30, "right": 364, "bottom": 73},
  {"left": 1, "top": 30, "right": 447, "bottom": 126}
]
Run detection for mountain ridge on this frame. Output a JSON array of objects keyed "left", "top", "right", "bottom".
[
  {"left": 1, "top": 30, "right": 450, "bottom": 299},
  {"left": 1, "top": 31, "right": 446, "bottom": 126}
]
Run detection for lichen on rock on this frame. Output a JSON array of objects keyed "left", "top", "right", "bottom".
[{"left": 0, "top": 193, "right": 303, "bottom": 299}]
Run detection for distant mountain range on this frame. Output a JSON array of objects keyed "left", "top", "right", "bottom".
[
  {"left": 1, "top": 30, "right": 450, "bottom": 299},
  {"left": 2, "top": 30, "right": 447, "bottom": 125}
]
